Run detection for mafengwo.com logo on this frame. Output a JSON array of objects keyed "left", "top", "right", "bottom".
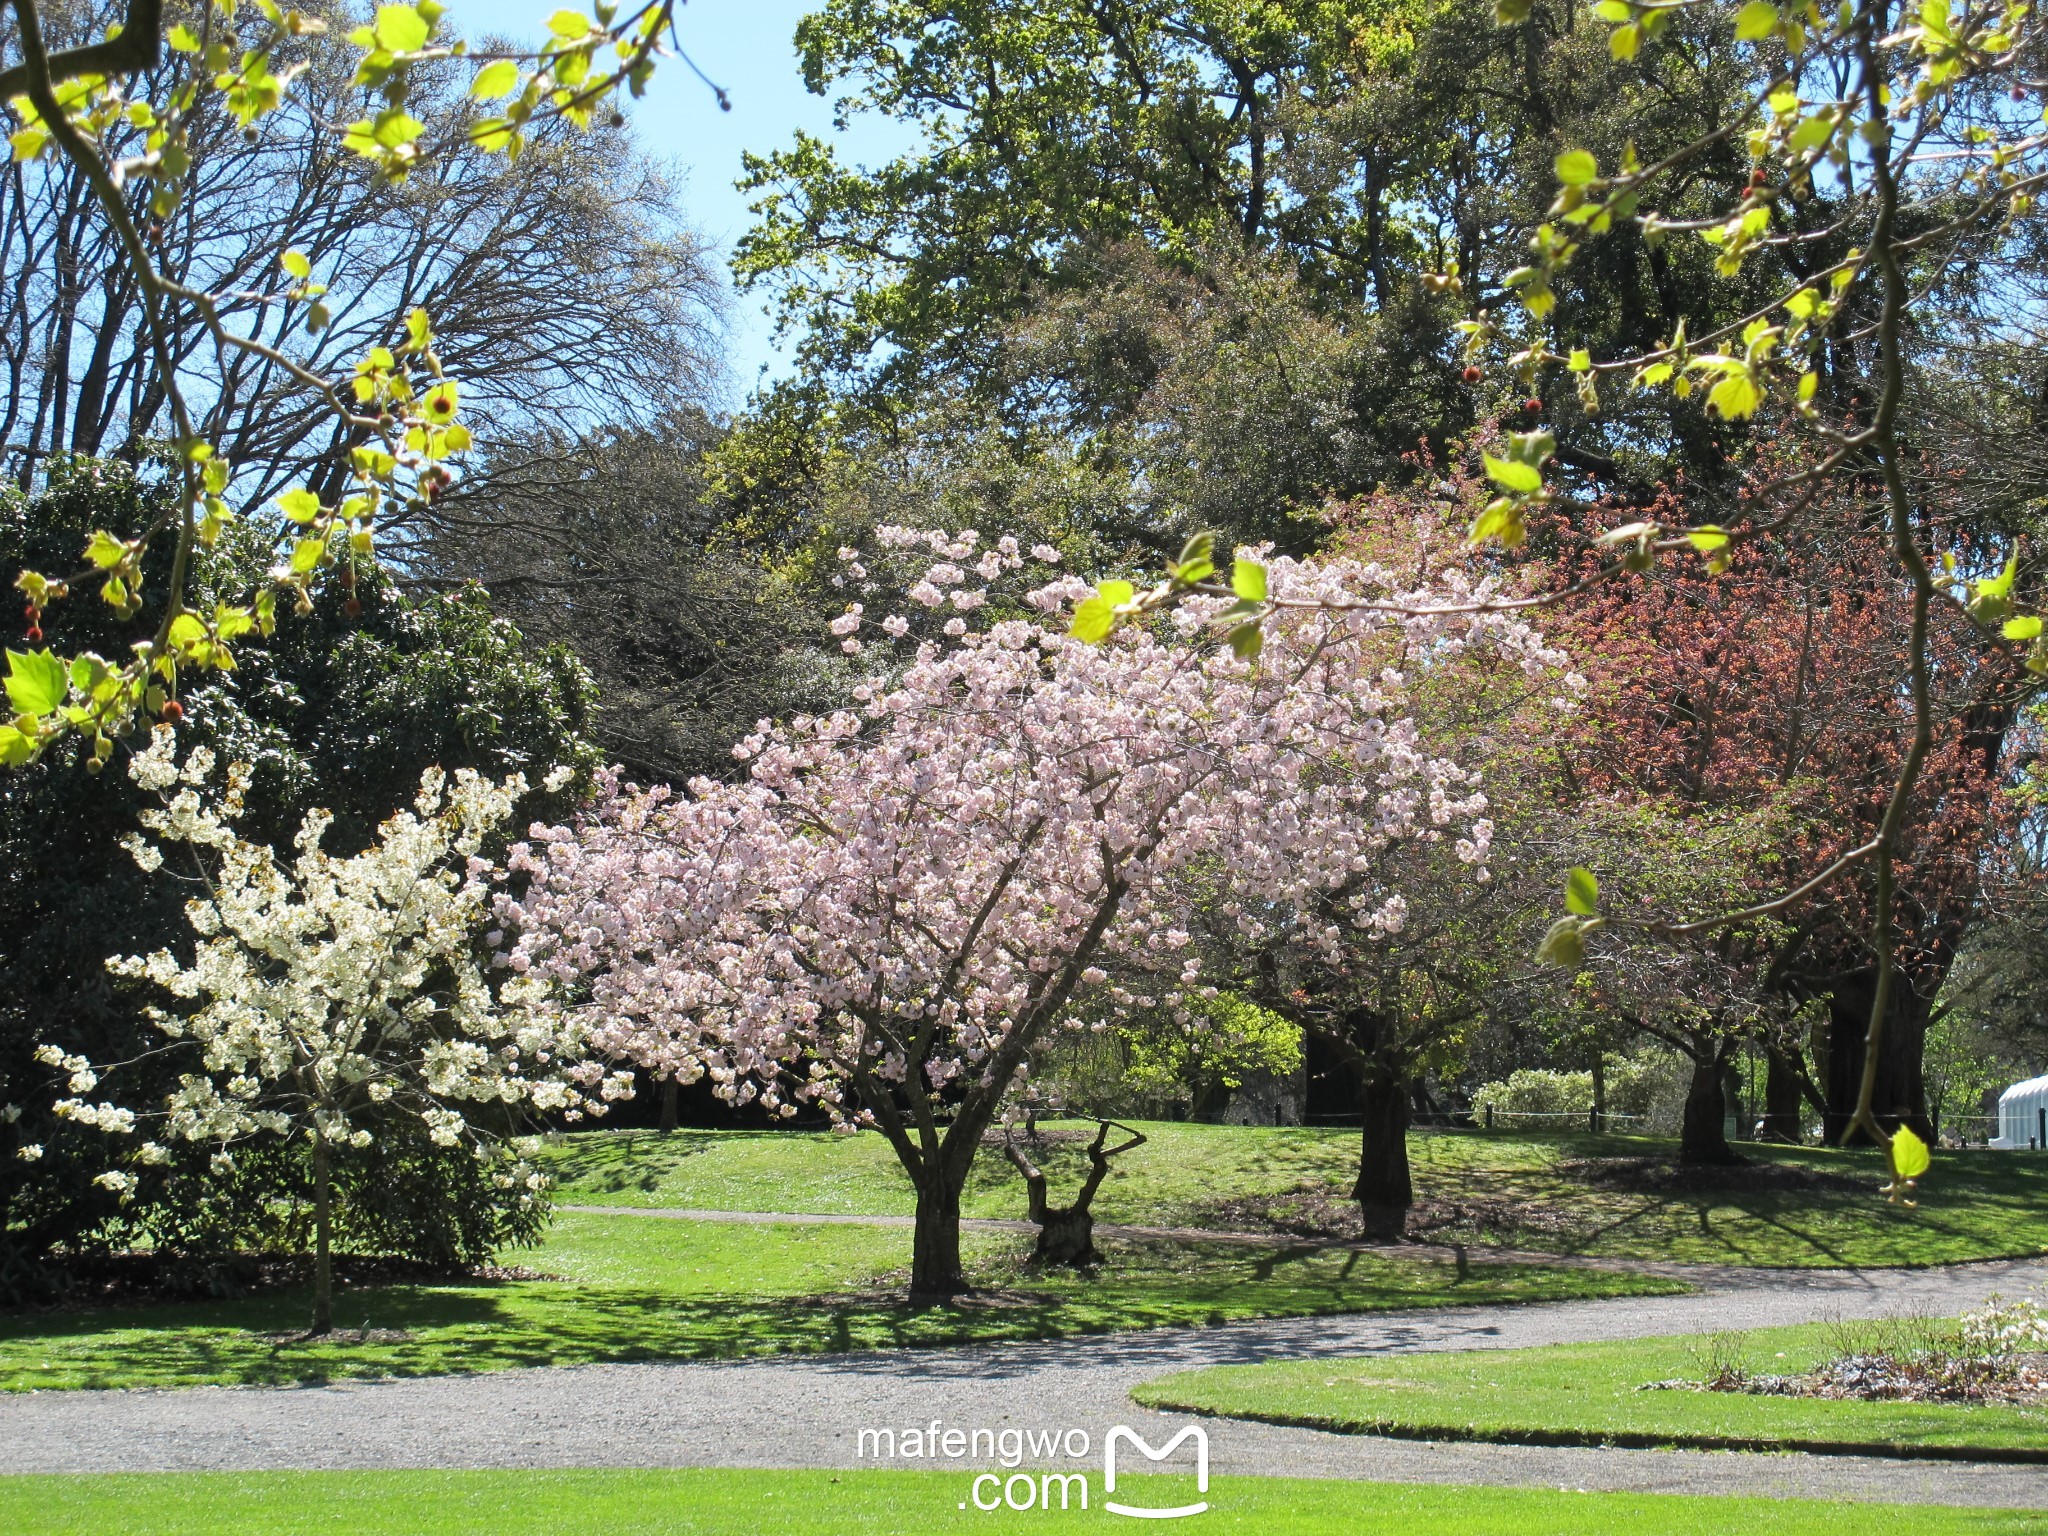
[{"left": 853, "top": 1419, "right": 1211, "bottom": 1517}]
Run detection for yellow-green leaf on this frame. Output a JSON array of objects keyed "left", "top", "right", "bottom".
[
  {"left": 546, "top": 8, "right": 591, "bottom": 36},
  {"left": 1232, "top": 558, "right": 1267, "bottom": 602},
  {"left": 2003, "top": 615, "right": 2043, "bottom": 641},
  {"left": 471, "top": 58, "right": 520, "bottom": 99},
  {"left": 1483, "top": 455, "right": 1543, "bottom": 494},
  {"left": 5, "top": 649, "right": 68, "bottom": 716},
  {"left": 1097, "top": 579, "right": 1135, "bottom": 609},
  {"left": 281, "top": 248, "right": 311, "bottom": 280},
  {"left": 374, "top": 3, "right": 430, "bottom": 51},
  {"left": 1891, "top": 1125, "right": 1931, "bottom": 1180},
  {"left": 1734, "top": 0, "right": 1779, "bottom": 38},
  {"left": 1554, "top": 149, "right": 1598, "bottom": 186},
  {"left": 1069, "top": 595, "right": 1115, "bottom": 644},
  {"left": 1564, "top": 866, "right": 1599, "bottom": 916},
  {"left": 1686, "top": 525, "right": 1730, "bottom": 554}
]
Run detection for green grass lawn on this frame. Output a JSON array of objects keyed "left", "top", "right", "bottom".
[
  {"left": 2, "top": 1470, "right": 2041, "bottom": 1536},
  {"left": 1134, "top": 1320, "right": 2048, "bottom": 1458},
  {"left": 541, "top": 1121, "right": 2048, "bottom": 1269},
  {"left": 0, "top": 1211, "right": 1676, "bottom": 1391}
]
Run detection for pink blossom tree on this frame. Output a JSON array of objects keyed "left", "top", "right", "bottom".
[{"left": 501, "top": 531, "right": 1564, "bottom": 1296}]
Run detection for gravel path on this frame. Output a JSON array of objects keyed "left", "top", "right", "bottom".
[{"left": 4, "top": 1251, "right": 2046, "bottom": 1507}]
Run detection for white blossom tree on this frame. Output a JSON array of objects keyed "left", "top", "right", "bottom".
[{"left": 57, "top": 727, "right": 631, "bottom": 1333}]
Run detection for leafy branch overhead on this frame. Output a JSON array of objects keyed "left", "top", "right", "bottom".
[{"left": 0, "top": 0, "right": 702, "bottom": 764}]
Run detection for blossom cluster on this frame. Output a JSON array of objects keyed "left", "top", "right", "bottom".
[
  {"left": 500, "top": 533, "right": 1571, "bottom": 1132},
  {"left": 60, "top": 730, "right": 628, "bottom": 1199}
]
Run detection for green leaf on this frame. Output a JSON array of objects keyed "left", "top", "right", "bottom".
[
  {"left": 85, "top": 530, "right": 128, "bottom": 569},
  {"left": 289, "top": 537, "right": 327, "bottom": 574},
  {"left": 374, "top": 3, "right": 430, "bottom": 51},
  {"left": 1232, "top": 558, "right": 1267, "bottom": 602},
  {"left": 1568, "top": 348, "right": 1592, "bottom": 372},
  {"left": 5, "top": 649, "right": 68, "bottom": 716},
  {"left": 1176, "top": 533, "right": 1216, "bottom": 571},
  {"left": 2003, "top": 615, "right": 2043, "bottom": 641},
  {"left": 1734, "top": 0, "right": 1779, "bottom": 38},
  {"left": 1097, "top": 579, "right": 1136, "bottom": 609},
  {"left": 1536, "top": 916, "right": 1588, "bottom": 969},
  {"left": 0, "top": 725, "right": 32, "bottom": 766},
  {"left": 1483, "top": 455, "right": 1543, "bottom": 494},
  {"left": 1707, "top": 371, "right": 1763, "bottom": 420},
  {"left": 1564, "top": 866, "right": 1599, "bottom": 916},
  {"left": 1787, "top": 115, "right": 1834, "bottom": 154},
  {"left": 1554, "top": 149, "right": 1599, "bottom": 186},
  {"left": 281, "top": 248, "right": 311, "bottom": 280},
  {"left": 1226, "top": 621, "right": 1263, "bottom": 662},
  {"left": 1686, "top": 525, "right": 1730, "bottom": 554},
  {"left": 278, "top": 488, "right": 321, "bottom": 524},
  {"left": 1069, "top": 596, "right": 1115, "bottom": 644},
  {"left": 1890, "top": 1125, "right": 1931, "bottom": 1181},
  {"left": 1175, "top": 558, "right": 1216, "bottom": 585},
  {"left": 167, "top": 22, "right": 201, "bottom": 50},
  {"left": 471, "top": 58, "right": 520, "bottom": 99},
  {"left": 546, "top": 8, "right": 591, "bottom": 37}
]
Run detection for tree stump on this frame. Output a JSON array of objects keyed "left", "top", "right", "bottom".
[{"left": 1003, "top": 1119, "right": 1146, "bottom": 1270}]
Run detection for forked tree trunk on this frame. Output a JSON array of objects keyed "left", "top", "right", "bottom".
[
  {"left": 1005, "top": 1120, "right": 1146, "bottom": 1269},
  {"left": 1678, "top": 1051, "right": 1743, "bottom": 1166},
  {"left": 1353, "top": 1068, "right": 1413, "bottom": 1240},
  {"left": 310, "top": 1134, "right": 335, "bottom": 1336}
]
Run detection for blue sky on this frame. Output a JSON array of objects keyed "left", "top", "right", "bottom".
[{"left": 445, "top": 0, "right": 913, "bottom": 393}]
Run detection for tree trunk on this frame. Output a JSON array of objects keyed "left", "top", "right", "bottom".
[
  {"left": 310, "top": 1135, "right": 334, "bottom": 1336},
  {"left": 1352, "top": 1068, "right": 1413, "bottom": 1240},
  {"left": 910, "top": 1170, "right": 968, "bottom": 1299},
  {"left": 1761, "top": 1046, "right": 1805, "bottom": 1142},
  {"left": 1823, "top": 975, "right": 1934, "bottom": 1144},
  {"left": 1590, "top": 1053, "right": 1607, "bottom": 1134},
  {"left": 658, "top": 1077, "right": 679, "bottom": 1134},
  {"left": 1678, "top": 1052, "right": 1742, "bottom": 1166}
]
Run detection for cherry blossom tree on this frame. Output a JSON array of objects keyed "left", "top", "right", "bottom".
[
  {"left": 501, "top": 531, "right": 1567, "bottom": 1296},
  {"left": 57, "top": 728, "right": 629, "bottom": 1333}
]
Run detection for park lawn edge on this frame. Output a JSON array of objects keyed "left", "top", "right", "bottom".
[
  {"left": 1134, "top": 1400, "right": 2048, "bottom": 1465},
  {"left": 1134, "top": 1319, "right": 2048, "bottom": 1464}
]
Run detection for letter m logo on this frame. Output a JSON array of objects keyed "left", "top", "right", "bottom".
[{"left": 1103, "top": 1424, "right": 1209, "bottom": 1518}]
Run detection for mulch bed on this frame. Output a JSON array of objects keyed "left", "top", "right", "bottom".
[{"left": 1560, "top": 1156, "right": 1873, "bottom": 1195}]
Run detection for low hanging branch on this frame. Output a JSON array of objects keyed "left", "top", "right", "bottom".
[{"left": 1003, "top": 1119, "right": 1147, "bottom": 1270}]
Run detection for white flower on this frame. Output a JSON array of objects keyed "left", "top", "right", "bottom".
[
  {"left": 94, "top": 1170, "right": 136, "bottom": 1196},
  {"left": 16, "top": 1144, "right": 41, "bottom": 1162}
]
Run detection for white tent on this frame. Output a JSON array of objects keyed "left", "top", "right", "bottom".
[{"left": 1991, "top": 1072, "right": 2048, "bottom": 1149}]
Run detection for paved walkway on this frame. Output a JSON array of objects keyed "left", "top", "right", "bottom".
[{"left": 4, "top": 1250, "right": 2046, "bottom": 1507}]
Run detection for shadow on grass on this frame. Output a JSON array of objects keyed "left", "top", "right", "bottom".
[{"left": 0, "top": 1240, "right": 1679, "bottom": 1392}]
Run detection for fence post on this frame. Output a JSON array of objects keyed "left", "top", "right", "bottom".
[{"left": 1485, "top": 1104, "right": 1494, "bottom": 1131}]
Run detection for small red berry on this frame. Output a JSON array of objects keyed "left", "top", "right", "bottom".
[
  {"left": 22, "top": 603, "right": 35, "bottom": 621},
  {"left": 24, "top": 625, "right": 41, "bottom": 643},
  {"left": 1461, "top": 365, "right": 1484, "bottom": 384},
  {"left": 1523, "top": 398, "right": 1543, "bottom": 413},
  {"left": 161, "top": 699, "right": 184, "bottom": 723},
  {"left": 1750, "top": 167, "right": 1766, "bottom": 186}
]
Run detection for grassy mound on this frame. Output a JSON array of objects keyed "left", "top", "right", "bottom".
[{"left": 539, "top": 1122, "right": 2048, "bottom": 1269}]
